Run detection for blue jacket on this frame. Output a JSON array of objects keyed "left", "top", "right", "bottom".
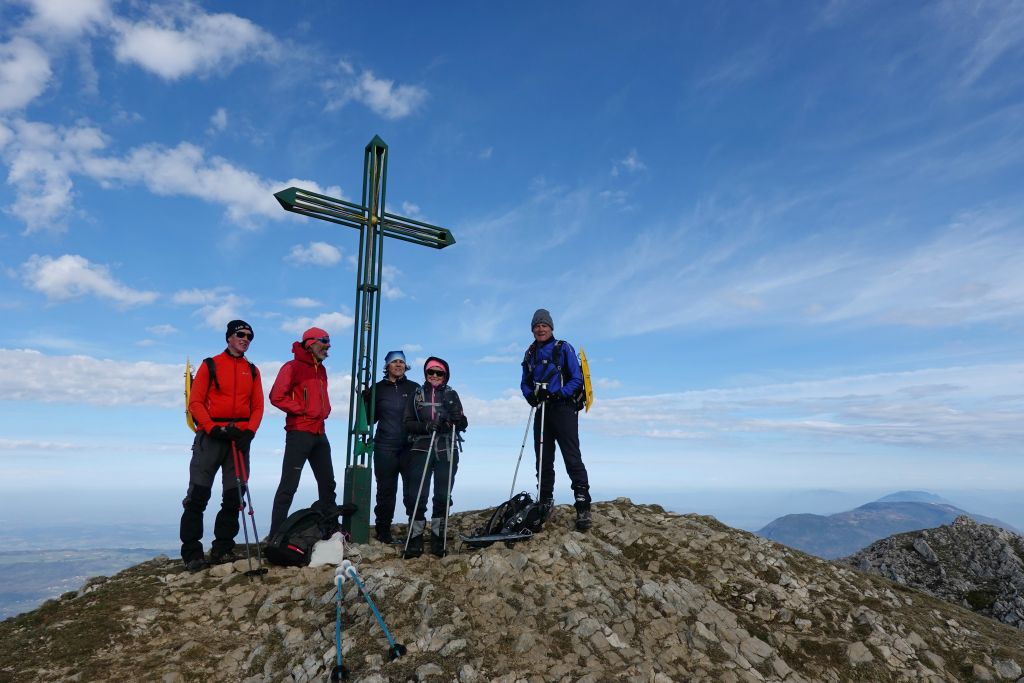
[{"left": 520, "top": 338, "right": 583, "bottom": 400}]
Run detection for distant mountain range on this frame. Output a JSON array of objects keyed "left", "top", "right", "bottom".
[{"left": 756, "top": 490, "right": 1015, "bottom": 559}]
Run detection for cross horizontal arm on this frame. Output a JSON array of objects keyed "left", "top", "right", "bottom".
[
  {"left": 274, "top": 187, "right": 366, "bottom": 230},
  {"left": 379, "top": 213, "right": 456, "bottom": 249},
  {"left": 275, "top": 186, "right": 455, "bottom": 249}
]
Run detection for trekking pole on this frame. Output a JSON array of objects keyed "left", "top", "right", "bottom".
[
  {"left": 342, "top": 560, "right": 407, "bottom": 661},
  {"left": 404, "top": 430, "right": 437, "bottom": 555},
  {"left": 442, "top": 423, "right": 457, "bottom": 555},
  {"left": 231, "top": 440, "right": 268, "bottom": 577},
  {"left": 536, "top": 383, "right": 548, "bottom": 505},
  {"left": 509, "top": 406, "right": 535, "bottom": 498},
  {"left": 330, "top": 566, "right": 349, "bottom": 681}
]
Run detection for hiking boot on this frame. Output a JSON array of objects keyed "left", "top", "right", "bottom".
[
  {"left": 184, "top": 557, "right": 208, "bottom": 573},
  {"left": 575, "top": 509, "right": 592, "bottom": 532},
  {"left": 403, "top": 534, "right": 423, "bottom": 559},
  {"left": 429, "top": 532, "right": 447, "bottom": 558},
  {"left": 209, "top": 548, "right": 239, "bottom": 565},
  {"left": 375, "top": 523, "right": 393, "bottom": 544}
]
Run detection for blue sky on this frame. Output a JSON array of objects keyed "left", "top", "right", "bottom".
[{"left": 2, "top": 1, "right": 1024, "bottom": 533}]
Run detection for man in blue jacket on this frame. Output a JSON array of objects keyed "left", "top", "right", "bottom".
[{"left": 520, "top": 308, "right": 592, "bottom": 531}]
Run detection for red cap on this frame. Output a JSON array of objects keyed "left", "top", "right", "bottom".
[{"left": 302, "top": 327, "right": 329, "bottom": 345}]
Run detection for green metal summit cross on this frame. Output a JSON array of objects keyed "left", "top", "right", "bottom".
[{"left": 275, "top": 135, "right": 455, "bottom": 543}]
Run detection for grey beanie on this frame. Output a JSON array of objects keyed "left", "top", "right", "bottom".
[{"left": 531, "top": 308, "right": 554, "bottom": 330}]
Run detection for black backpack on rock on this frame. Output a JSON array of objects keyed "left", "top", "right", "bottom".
[
  {"left": 264, "top": 502, "right": 353, "bottom": 567},
  {"left": 462, "top": 492, "right": 547, "bottom": 548}
]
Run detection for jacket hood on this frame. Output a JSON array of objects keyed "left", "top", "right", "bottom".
[
  {"left": 291, "top": 340, "right": 316, "bottom": 365},
  {"left": 423, "top": 356, "right": 450, "bottom": 383}
]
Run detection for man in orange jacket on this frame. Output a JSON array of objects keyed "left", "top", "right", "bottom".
[
  {"left": 180, "top": 320, "right": 264, "bottom": 572},
  {"left": 267, "top": 327, "right": 338, "bottom": 538}
]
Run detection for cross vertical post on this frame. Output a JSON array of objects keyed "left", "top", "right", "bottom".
[{"left": 275, "top": 135, "right": 455, "bottom": 542}]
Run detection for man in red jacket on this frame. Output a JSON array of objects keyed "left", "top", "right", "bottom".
[
  {"left": 181, "top": 319, "right": 264, "bottom": 572},
  {"left": 267, "top": 326, "right": 338, "bottom": 538}
]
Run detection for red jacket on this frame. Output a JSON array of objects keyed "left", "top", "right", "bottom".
[
  {"left": 270, "top": 342, "right": 331, "bottom": 434},
  {"left": 188, "top": 350, "right": 264, "bottom": 435}
]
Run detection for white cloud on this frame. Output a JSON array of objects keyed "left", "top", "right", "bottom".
[
  {"left": 381, "top": 264, "right": 404, "bottom": 300},
  {"left": 209, "top": 107, "right": 228, "bottom": 132},
  {"left": 172, "top": 287, "right": 249, "bottom": 328},
  {"left": 112, "top": 10, "right": 274, "bottom": 80},
  {"left": 612, "top": 149, "right": 646, "bottom": 176},
  {"left": 0, "top": 437, "right": 81, "bottom": 451},
  {"left": 400, "top": 201, "right": 421, "bottom": 217},
  {"left": 566, "top": 203, "right": 1024, "bottom": 336},
  {"left": 286, "top": 241, "right": 341, "bottom": 266},
  {"left": 172, "top": 287, "right": 225, "bottom": 305},
  {"left": 0, "top": 37, "right": 52, "bottom": 112},
  {"left": 327, "top": 69, "right": 427, "bottom": 119},
  {"left": 478, "top": 147, "right": 493, "bottom": 160},
  {"left": 952, "top": 2, "right": 1024, "bottom": 87},
  {"left": 146, "top": 324, "right": 178, "bottom": 336},
  {"left": 0, "top": 119, "right": 342, "bottom": 231},
  {"left": 21, "top": 254, "right": 157, "bottom": 307},
  {"left": 286, "top": 297, "right": 322, "bottom": 308},
  {"left": 19, "top": 0, "right": 110, "bottom": 36},
  {"left": 281, "top": 311, "right": 354, "bottom": 335}
]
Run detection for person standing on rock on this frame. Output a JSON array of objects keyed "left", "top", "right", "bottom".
[
  {"left": 402, "top": 356, "right": 468, "bottom": 558},
  {"left": 521, "top": 308, "right": 592, "bottom": 531},
  {"left": 267, "top": 327, "right": 339, "bottom": 538},
  {"left": 364, "top": 350, "right": 419, "bottom": 544},
  {"left": 180, "top": 320, "right": 265, "bottom": 572}
]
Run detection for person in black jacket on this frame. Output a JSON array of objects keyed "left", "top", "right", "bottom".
[
  {"left": 364, "top": 350, "right": 419, "bottom": 544},
  {"left": 402, "top": 356, "right": 467, "bottom": 558}
]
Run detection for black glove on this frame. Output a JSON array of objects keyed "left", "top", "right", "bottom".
[
  {"left": 535, "top": 387, "right": 551, "bottom": 403},
  {"left": 424, "top": 420, "right": 439, "bottom": 433},
  {"left": 235, "top": 429, "right": 255, "bottom": 449},
  {"left": 454, "top": 415, "right": 468, "bottom": 432},
  {"left": 526, "top": 394, "right": 538, "bottom": 407},
  {"left": 208, "top": 426, "right": 231, "bottom": 440},
  {"left": 224, "top": 425, "right": 244, "bottom": 441}
]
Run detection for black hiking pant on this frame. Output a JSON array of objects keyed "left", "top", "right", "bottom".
[
  {"left": 374, "top": 442, "right": 412, "bottom": 526},
  {"left": 180, "top": 432, "right": 249, "bottom": 562},
  {"left": 534, "top": 400, "right": 590, "bottom": 507},
  {"left": 404, "top": 437, "right": 459, "bottom": 522},
  {"left": 269, "top": 431, "right": 337, "bottom": 537}
]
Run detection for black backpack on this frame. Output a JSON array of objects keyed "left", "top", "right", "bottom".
[
  {"left": 522, "top": 340, "right": 586, "bottom": 412},
  {"left": 264, "top": 503, "right": 347, "bottom": 567},
  {"left": 464, "top": 492, "right": 546, "bottom": 548}
]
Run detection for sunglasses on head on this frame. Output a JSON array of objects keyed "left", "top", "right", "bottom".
[
  {"left": 234, "top": 331, "right": 253, "bottom": 340},
  {"left": 426, "top": 369, "right": 445, "bottom": 377}
]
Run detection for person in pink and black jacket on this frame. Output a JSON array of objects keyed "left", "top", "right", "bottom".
[{"left": 402, "top": 356, "right": 467, "bottom": 558}]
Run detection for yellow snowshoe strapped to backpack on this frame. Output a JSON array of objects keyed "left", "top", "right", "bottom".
[
  {"left": 185, "top": 358, "right": 197, "bottom": 433},
  {"left": 579, "top": 346, "right": 594, "bottom": 413}
]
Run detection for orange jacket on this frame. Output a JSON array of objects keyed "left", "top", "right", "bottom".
[
  {"left": 269, "top": 342, "right": 331, "bottom": 434},
  {"left": 188, "top": 350, "right": 264, "bottom": 435}
]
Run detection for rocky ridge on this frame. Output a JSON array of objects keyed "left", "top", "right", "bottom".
[
  {"left": 842, "top": 515, "right": 1024, "bottom": 631},
  {"left": 2, "top": 499, "right": 1024, "bottom": 682}
]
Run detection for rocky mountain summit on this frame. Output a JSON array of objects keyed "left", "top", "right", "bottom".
[
  {"left": 3, "top": 499, "right": 1024, "bottom": 682},
  {"left": 842, "top": 515, "right": 1024, "bottom": 632}
]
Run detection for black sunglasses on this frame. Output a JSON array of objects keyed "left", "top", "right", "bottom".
[
  {"left": 311, "top": 336, "right": 330, "bottom": 344},
  {"left": 234, "top": 331, "right": 253, "bottom": 340},
  {"left": 426, "top": 369, "right": 445, "bottom": 377}
]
